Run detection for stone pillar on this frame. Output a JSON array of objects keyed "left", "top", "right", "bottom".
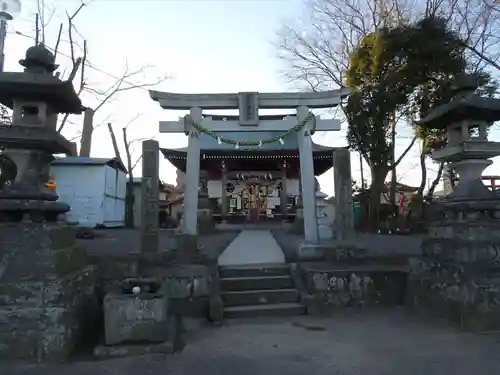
[
  {"left": 140, "top": 139, "right": 160, "bottom": 255},
  {"left": 296, "top": 106, "right": 319, "bottom": 243},
  {"left": 316, "top": 190, "right": 332, "bottom": 239},
  {"left": 183, "top": 107, "right": 202, "bottom": 235},
  {"left": 197, "top": 170, "right": 214, "bottom": 233},
  {"left": 333, "top": 148, "right": 354, "bottom": 242},
  {"left": 280, "top": 160, "right": 288, "bottom": 218},
  {"left": 220, "top": 160, "right": 229, "bottom": 222},
  {"left": 297, "top": 168, "right": 303, "bottom": 207}
]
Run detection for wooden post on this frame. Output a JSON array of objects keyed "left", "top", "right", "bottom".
[
  {"left": 220, "top": 160, "right": 228, "bottom": 222},
  {"left": 79, "top": 108, "right": 94, "bottom": 157}
]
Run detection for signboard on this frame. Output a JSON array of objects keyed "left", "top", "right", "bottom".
[{"left": 230, "top": 198, "right": 237, "bottom": 208}]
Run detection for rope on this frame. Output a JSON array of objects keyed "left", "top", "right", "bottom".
[{"left": 184, "top": 111, "right": 316, "bottom": 147}]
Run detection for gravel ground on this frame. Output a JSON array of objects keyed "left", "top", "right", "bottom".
[
  {"left": 80, "top": 229, "right": 240, "bottom": 261},
  {"left": 1, "top": 309, "right": 499, "bottom": 375}
]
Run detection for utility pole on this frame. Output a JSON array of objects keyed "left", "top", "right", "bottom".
[
  {"left": 0, "top": 0, "right": 22, "bottom": 72},
  {"left": 390, "top": 110, "right": 397, "bottom": 216},
  {"left": 359, "top": 152, "right": 365, "bottom": 189}
]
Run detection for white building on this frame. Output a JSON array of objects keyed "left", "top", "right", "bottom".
[{"left": 50, "top": 157, "right": 127, "bottom": 228}]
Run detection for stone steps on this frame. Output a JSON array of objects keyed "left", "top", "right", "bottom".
[
  {"left": 220, "top": 275, "right": 294, "bottom": 291},
  {"left": 222, "top": 288, "right": 300, "bottom": 307},
  {"left": 224, "top": 303, "right": 305, "bottom": 319},
  {"left": 220, "top": 264, "right": 305, "bottom": 318},
  {"left": 219, "top": 263, "right": 290, "bottom": 279}
]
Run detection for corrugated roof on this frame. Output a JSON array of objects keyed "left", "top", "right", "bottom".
[{"left": 51, "top": 156, "right": 127, "bottom": 173}]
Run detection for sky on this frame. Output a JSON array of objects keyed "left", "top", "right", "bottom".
[{"left": 5, "top": 0, "right": 500, "bottom": 196}]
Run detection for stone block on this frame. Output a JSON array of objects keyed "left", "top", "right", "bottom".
[
  {"left": 103, "top": 281, "right": 170, "bottom": 345},
  {"left": 297, "top": 242, "right": 326, "bottom": 260},
  {"left": 0, "top": 222, "right": 98, "bottom": 362},
  {"left": 208, "top": 295, "right": 224, "bottom": 324},
  {"left": 198, "top": 208, "right": 214, "bottom": 234},
  {"left": 173, "top": 233, "right": 205, "bottom": 263},
  {"left": 325, "top": 243, "right": 366, "bottom": 263},
  {"left": 408, "top": 258, "right": 500, "bottom": 332},
  {"left": 162, "top": 265, "right": 211, "bottom": 299},
  {"left": 301, "top": 265, "right": 407, "bottom": 314},
  {"left": 93, "top": 340, "right": 175, "bottom": 359}
]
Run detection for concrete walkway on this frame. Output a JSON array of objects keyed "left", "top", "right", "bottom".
[{"left": 218, "top": 230, "right": 285, "bottom": 266}]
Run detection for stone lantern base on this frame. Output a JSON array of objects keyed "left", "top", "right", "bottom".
[
  {"left": 408, "top": 200, "right": 500, "bottom": 331},
  {"left": 291, "top": 207, "right": 304, "bottom": 234},
  {"left": 0, "top": 223, "right": 98, "bottom": 362}
]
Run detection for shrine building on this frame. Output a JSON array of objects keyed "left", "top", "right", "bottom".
[{"left": 161, "top": 113, "right": 339, "bottom": 223}]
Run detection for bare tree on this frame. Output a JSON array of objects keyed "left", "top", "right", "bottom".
[
  {"left": 35, "top": 0, "right": 168, "bottom": 156},
  {"left": 108, "top": 114, "right": 150, "bottom": 228},
  {"left": 276, "top": 0, "right": 500, "bottom": 196}
]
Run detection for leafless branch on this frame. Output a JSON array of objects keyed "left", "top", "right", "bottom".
[
  {"left": 131, "top": 154, "right": 143, "bottom": 172},
  {"left": 124, "top": 113, "right": 143, "bottom": 130},
  {"left": 92, "top": 66, "right": 168, "bottom": 113},
  {"left": 53, "top": 23, "right": 63, "bottom": 59},
  {"left": 392, "top": 135, "right": 417, "bottom": 168}
]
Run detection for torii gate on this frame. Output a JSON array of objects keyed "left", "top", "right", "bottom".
[{"left": 149, "top": 90, "right": 349, "bottom": 246}]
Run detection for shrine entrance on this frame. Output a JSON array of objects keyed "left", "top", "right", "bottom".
[
  {"left": 151, "top": 89, "right": 351, "bottom": 257},
  {"left": 241, "top": 184, "right": 259, "bottom": 223}
]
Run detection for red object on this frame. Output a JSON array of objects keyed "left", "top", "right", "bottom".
[{"left": 399, "top": 192, "right": 405, "bottom": 215}]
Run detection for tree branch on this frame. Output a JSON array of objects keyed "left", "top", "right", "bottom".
[
  {"left": 392, "top": 135, "right": 417, "bottom": 169},
  {"left": 92, "top": 66, "right": 169, "bottom": 114}
]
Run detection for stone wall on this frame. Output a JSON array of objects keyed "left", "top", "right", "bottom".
[
  {"left": 299, "top": 263, "right": 407, "bottom": 315},
  {"left": 408, "top": 220, "right": 500, "bottom": 331},
  {"left": 0, "top": 224, "right": 98, "bottom": 362}
]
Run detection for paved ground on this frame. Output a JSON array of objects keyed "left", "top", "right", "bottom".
[
  {"left": 2, "top": 309, "right": 500, "bottom": 375},
  {"left": 81, "top": 229, "right": 240, "bottom": 261},
  {"left": 218, "top": 230, "right": 285, "bottom": 266}
]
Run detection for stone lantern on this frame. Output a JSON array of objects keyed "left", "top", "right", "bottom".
[
  {"left": 0, "top": 43, "right": 83, "bottom": 221},
  {"left": 409, "top": 74, "right": 500, "bottom": 331},
  {"left": 417, "top": 74, "right": 500, "bottom": 204},
  {"left": 0, "top": 45, "right": 98, "bottom": 362}
]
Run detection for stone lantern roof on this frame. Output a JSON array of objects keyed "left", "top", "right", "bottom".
[
  {"left": 0, "top": 43, "right": 83, "bottom": 114},
  {"left": 415, "top": 74, "right": 500, "bottom": 129}
]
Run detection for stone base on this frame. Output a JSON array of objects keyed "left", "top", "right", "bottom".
[
  {"left": 297, "top": 242, "right": 327, "bottom": 260},
  {"left": 198, "top": 208, "right": 214, "bottom": 233},
  {"left": 103, "top": 282, "right": 170, "bottom": 345},
  {"left": 302, "top": 265, "right": 406, "bottom": 315},
  {"left": 93, "top": 340, "right": 175, "bottom": 359},
  {"left": 324, "top": 242, "right": 366, "bottom": 263},
  {"left": 174, "top": 234, "right": 203, "bottom": 263},
  {"left": 318, "top": 224, "right": 333, "bottom": 240},
  {"left": 0, "top": 223, "right": 98, "bottom": 362},
  {"left": 291, "top": 217, "right": 304, "bottom": 235},
  {"left": 0, "top": 199, "right": 69, "bottom": 222},
  {"left": 408, "top": 258, "right": 500, "bottom": 332}
]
